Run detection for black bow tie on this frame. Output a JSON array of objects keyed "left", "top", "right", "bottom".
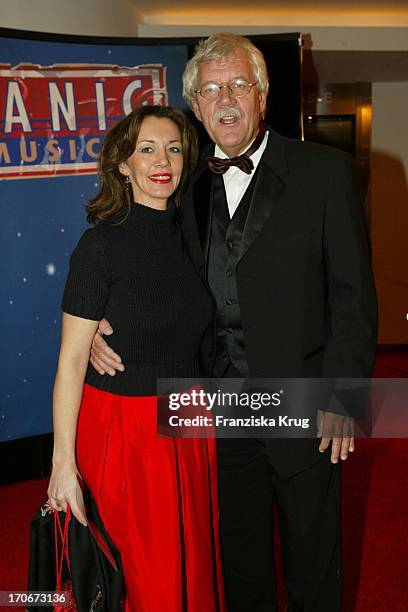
[{"left": 206, "top": 123, "right": 266, "bottom": 175}]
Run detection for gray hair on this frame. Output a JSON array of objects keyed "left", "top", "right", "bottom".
[{"left": 182, "top": 32, "right": 269, "bottom": 107}]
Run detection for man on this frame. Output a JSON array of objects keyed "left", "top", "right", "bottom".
[{"left": 91, "top": 33, "right": 377, "bottom": 611}]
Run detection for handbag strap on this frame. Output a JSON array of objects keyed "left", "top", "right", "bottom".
[
  {"left": 54, "top": 506, "right": 71, "bottom": 590},
  {"left": 78, "top": 476, "right": 119, "bottom": 572}
]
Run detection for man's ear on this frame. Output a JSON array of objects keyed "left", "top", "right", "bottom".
[
  {"left": 259, "top": 91, "right": 267, "bottom": 119},
  {"left": 118, "top": 162, "right": 129, "bottom": 176},
  {"left": 191, "top": 99, "right": 202, "bottom": 122}
]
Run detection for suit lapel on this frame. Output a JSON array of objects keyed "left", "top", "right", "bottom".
[
  {"left": 193, "top": 165, "right": 214, "bottom": 257},
  {"left": 178, "top": 151, "right": 214, "bottom": 275},
  {"left": 238, "top": 129, "right": 288, "bottom": 263}
]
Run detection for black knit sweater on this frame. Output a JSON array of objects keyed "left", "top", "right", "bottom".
[{"left": 62, "top": 201, "right": 213, "bottom": 395}]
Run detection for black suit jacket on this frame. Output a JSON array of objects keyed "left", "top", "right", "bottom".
[{"left": 179, "top": 129, "right": 378, "bottom": 475}]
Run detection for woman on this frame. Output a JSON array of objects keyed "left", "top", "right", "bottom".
[{"left": 47, "top": 106, "right": 226, "bottom": 611}]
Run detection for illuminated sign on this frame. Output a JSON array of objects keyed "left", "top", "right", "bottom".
[{"left": 0, "top": 63, "right": 167, "bottom": 179}]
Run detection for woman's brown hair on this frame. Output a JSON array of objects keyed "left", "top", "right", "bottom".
[{"left": 86, "top": 105, "right": 198, "bottom": 223}]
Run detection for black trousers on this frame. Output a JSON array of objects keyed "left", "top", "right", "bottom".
[
  {"left": 216, "top": 438, "right": 342, "bottom": 612},
  {"left": 214, "top": 364, "right": 342, "bottom": 611}
]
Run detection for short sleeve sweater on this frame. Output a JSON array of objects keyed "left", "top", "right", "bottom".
[{"left": 62, "top": 201, "right": 214, "bottom": 396}]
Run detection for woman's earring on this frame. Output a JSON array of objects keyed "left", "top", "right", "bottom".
[{"left": 124, "top": 175, "right": 131, "bottom": 191}]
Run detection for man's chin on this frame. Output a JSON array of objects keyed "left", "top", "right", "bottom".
[
  {"left": 220, "top": 139, "right": 247, "bottom": 157},
  {"left": 215, "top": 130, "right": 245, "bottom": 153}
]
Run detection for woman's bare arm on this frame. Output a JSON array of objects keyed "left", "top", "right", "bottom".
[{"left": 48, "top": 312, "right": 99, "bottom": 525}]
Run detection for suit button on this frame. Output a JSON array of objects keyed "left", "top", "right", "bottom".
[
  {"left": 227, "top": 241, "right": 233, "bottom": 249},
  {"left": 226, "top": 299, "right": 232, "bottom": 305},
  {"left": 226, "top": 270, "right": 233, "bottom": 277}
]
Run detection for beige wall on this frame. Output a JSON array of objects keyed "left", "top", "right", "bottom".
[
  {"left": 0, "top": 0, "right": 141, "bottom": 37},
  {"left": 1, "top": 3, "right": 408, "bottom": 51},
  {"left": 371, "top": 82, "right": 408, "bottom": 343}
]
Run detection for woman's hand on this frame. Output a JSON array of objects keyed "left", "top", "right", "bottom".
[{"left": 47, "top": 463, "right": 87, "bottom": 526}]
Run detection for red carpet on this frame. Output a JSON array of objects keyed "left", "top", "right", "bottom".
[
  {"left": 0, "top": 479, "right": 48, "bottom": 611},
  {"left": 341, "top": 438, "right": 408, "bottom": 611},
  {"left": 1, "top": 351, "right": 407, "bottom": 610},
  {"left": 1, "top": 441, "right": 407, "bottom": 611}
]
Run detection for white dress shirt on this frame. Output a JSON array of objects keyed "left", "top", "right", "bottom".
[{"left": 214, "top": 130, "right": 269, "bottom": 218}]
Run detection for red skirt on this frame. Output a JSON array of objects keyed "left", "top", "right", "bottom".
[{"left": 76, "top": 384, "right": 227, "bottom": 612}]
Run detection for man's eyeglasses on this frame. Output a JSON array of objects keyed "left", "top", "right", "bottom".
[{"left": 195, "top": 79, "right": 258, "bottom": 100}]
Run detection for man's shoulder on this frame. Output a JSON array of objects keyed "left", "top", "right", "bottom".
[
  {"left": 267, "top": 128, "right": 352, "bottom": 171},
  {"left": 196, "top": 142, "right": 214, "bottom": 167}
]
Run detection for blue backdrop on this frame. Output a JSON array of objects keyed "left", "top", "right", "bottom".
[{"left": 0, "top": 32, "right": 188, "bottom": 441}]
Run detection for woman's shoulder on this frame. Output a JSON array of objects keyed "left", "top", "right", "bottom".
[
  {"left": 72, "top": 212, "right": 134, "bottom": 264},
  {"left": 70, "top": 225, "right": 112, "bottom": 264},
  {"left": 79, "top": 218, "right": 124, "bottom": 243},
  {"left": 76, "top": 223, "right": 105, "bottom": 244}
]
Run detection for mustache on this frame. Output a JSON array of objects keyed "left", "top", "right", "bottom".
[{"left": 213, "top": 107, "right": 241, "bottom": 121}]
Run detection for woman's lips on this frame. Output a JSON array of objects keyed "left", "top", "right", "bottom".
[{"left": 149, "top": 173, "right": 172, "bottom": 184}]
